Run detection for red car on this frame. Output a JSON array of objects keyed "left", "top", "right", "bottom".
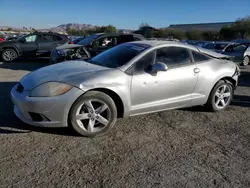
[{"left": 0, "top": 36, "right": 5, "bottom": 43}]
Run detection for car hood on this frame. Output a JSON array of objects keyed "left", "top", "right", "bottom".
[
  {"left": 56, "top": 44, "right": 83, "bottom": 50},
  {"left": 0, "top": 40, "right": 18, "bottom": 45},
  {"left": 20, "top": 60, "right": 110, "bottom": 90}
]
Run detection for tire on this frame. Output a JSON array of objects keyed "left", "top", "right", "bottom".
[
  {"left": 1, "top": 48, "right": 18, "bottom": 62},
  {"left": 69, "top": 91, "right": 117, "bottom": 137},
  {"left": 242, "top": 56, "right": 250, "bottom": 66},
  {"left": 205, "top": 80, "right": 233, "bottom": 112}
]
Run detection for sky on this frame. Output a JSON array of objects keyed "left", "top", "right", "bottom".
[{"left": 0, "top": 0, "right": 249, "bottom": 29}]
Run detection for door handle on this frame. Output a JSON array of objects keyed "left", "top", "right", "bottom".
[{"left": 194, "top": 68, "right": 200, "bottom": 73}]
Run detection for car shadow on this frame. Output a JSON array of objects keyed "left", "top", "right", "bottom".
[
  {"left": 232, "top": 95, "right": 250, "bottom": 108},
  {"left": 0, "top": 81, "right": 79, "bottom": 136},
  {"left": 0, "top": 57, "right": 49, "bottom": 71},
  {"left": 238, "top": 70, "right": 250, "bottom": 87},
  {"left": 0, "top": 114, "right": 78, "bottom": 136}
]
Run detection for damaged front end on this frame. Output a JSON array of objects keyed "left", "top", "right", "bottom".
[{"left": 50, "top": 44, "right": 91, "bottom": 64}]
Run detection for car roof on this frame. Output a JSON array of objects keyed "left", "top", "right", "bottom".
[{"left": 129, "top": 40, "right": 198, "bottom": 49}]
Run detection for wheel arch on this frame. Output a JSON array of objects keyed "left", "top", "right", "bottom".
[
  {"left": 2, "top": 46, "right": 20, "bottom": 56},
  {"left": 88, "top": 88, "right": 125, "bottom": 118},
  {"left": 206, "top": 76, "right": 236, "bottom": 104}
]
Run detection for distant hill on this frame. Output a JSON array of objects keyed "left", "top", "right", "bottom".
[
  {"left": 39, "top": 23, "right": 134, "bottom": 33},
  {"left": 1, "top": 23, "right": 130, "bottom": 33},
  {"left": 39, "top": 23, "right": 98, "bottom": 33}
]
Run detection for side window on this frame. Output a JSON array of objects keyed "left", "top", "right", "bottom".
[
  {"left": 24, "top": 35, "right": 37, "bottom": 42},
  {"left": 94, "top": 36, "right": 118, "bottom": 47},
  {"left": 192, "top": 51, "right": 211, "bottom": 62},
  {"left": 134, "top": 51, "right": 155, "bottom": 74},
  {"left": 156, "top": 47, "right": 192, "bottom": 68},
  {"left": 118, "top": 35, "right": 134, "bottom": 44},
  {"left": 233, "top": 44, "right": 247, "bottom": 52},
  {"left": 54, "top": 35, "right": 63, "bottom": 41},
  {"left": 40, "top": 34, "right": 55, "bottom": 42},
  {"left": 204, "top": 43, "right": 215, "bottom": 49},
  {"left": 133, "top": 36, "right": 142, "bottom": 41}
]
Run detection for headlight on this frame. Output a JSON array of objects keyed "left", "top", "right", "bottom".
[{"left": 30, "top": 82, "right": 72, "bottom": 97}]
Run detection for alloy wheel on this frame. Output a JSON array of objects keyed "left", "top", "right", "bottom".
[
  {"left": 75, "top": 99, "right": 111, "bottom": 133},
  {"left": 243, "top": 56, "right": 249, "bottom": 66},
  {"left": 3, "top": 49, "right": 17, "bottom": 61},
  {"left": 214, "top": 85, "right": 231, "bottom": 109}
]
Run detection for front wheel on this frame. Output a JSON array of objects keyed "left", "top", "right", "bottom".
[
  {"left": 1, "top": 48, "right": 18, "bottom": 62},
  {"left": 241, "top": 56, "right": 250, "bottom": 66},
  {"left": 205, "top": 80, "right": 233, "bottom": 112},
  {"left": 69, "top": 91, "right": 117, "bottom": 137}
]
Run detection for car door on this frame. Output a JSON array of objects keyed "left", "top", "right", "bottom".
[
  {"left": 37, "top": 34, "right": 59, "bottom": 56},
  {"left": 130, "top": 46, "right": 198, "bottom": 115},
  {"left": 18, "top": 34, "right": 39, "bottom": 56},
  {"left": 89, "top": 36, "right": 118, "bottom": 57}
]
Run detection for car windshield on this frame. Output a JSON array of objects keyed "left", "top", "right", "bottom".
[
  {"left": 77, "top": 34, "right": 101, "bottom": 46},
  {"left": 89, "top": 43, "right": 150, "bottom": 68}
]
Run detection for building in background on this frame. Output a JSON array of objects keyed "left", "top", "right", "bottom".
[{"left": 167, "top": 22, "right": 234, "bottom": 31}]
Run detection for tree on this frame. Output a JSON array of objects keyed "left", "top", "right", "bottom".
[
  {"left": 152, "top": 28, "right": 185, "bottom": 39},
  {"left": 232, "top": 15, "right": 250, "bottom": 39},
  {"left": 7, "top": 28, "right": 12, "bottom": 31},
  {"left": 202, "top": 30, "right": 220, "bottom": 41},
  {"left": 186, "top": 29, "right": 203, "bottom": 40},
  {"left": 220, "top": 26, "right": 236, "bottom": 40},
  {"left": 139, "top": 22, "right": 150, "bottom": 29}
]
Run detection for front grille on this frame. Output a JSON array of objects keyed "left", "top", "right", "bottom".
[{"left": 16, "top": 83, "right": 24, "bottom": 93}]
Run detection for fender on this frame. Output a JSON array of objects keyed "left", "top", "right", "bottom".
[{"left": 2, "top": 45, "right": 21, "bottom": 56}]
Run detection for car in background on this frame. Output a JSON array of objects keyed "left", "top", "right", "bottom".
[
  {"left": 202, "top": 42, "right": 231, "bottom": 53},
  {"left": 243, "top": 46, "right": 250, "bottom": 66},
  {"left": 0, "top": 32, "right": 70, "bottom": 62},
  {"left": 11, "top": 41, "right": 240, "bottom": 137},
  {"left": 221, "top": 42, "right": 250, "bottom": 64},
  {"left": 50, "top": 33, "right": 146, "bottom": 64},
  {"left": 0, "top": 32, "right": 6, "bottom": 43}
]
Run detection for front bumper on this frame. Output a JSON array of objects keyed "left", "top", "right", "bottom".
[{"left": 11, "top": 84, "right": 84, "bottom": 127}]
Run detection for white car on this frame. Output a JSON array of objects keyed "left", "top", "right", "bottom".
[{"left": 243, "top": 46, "right": 250, "bottom": 66}]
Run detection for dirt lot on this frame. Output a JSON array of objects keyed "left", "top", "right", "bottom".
[{"left": 1, "top": 58, "right": 250, "bottom": 188}]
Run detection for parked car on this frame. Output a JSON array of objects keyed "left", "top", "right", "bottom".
[
  {"left": 202, "top": 42, "right": 231, "bottom": 53},
  {"left": 243, "top": 46, "right": 250, "bottom": 66},
  {"left": 50, "top": 33, "right": 146, "bottom": 64},
  {"left": 220, "top": 42, "right": 250, "bottom": 63},
  {"left": 0, "top": 32, "right": 6, "bottom": 43},
  {"left": 11, "top": 41, "right": 240, "bottom": 137},
  {"left": 0, "top": 32, "right": 70, "bottom": 62}
]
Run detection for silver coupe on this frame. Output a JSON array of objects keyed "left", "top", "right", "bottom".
[{"left": 11, "top": 41, "right": 240, "bottom": 137}]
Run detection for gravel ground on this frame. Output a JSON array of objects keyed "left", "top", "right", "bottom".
[{"left": 1, "top": 58, "right": 250, "bottom": 188}]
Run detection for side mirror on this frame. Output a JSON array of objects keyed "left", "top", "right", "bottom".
[
  {"left": 19, "top": 38, "right": 26, "bottom": 43},
  {"left": 150, "top": 62, "right": 168, "bottom": 74}
]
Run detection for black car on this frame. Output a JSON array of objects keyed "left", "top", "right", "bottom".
[
  {"left": 0, "top": 32, "right": 70, "bottom": 62},
  {"left": 50, "top": 33, "right": 146, "bottom": 64}
]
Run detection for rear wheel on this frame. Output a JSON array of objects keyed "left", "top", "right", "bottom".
[
  {"left": 205, "top": 80, "right": 233, "bottom": 112},
  {"left": 1, "top": 48, "right": 18, "bottom": 62},
  {"left": 69, "top": 91, "right": 117, "bottom": 137},
  {"left": 242, "top": 56, "right": 250, "bottom": 66}
]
